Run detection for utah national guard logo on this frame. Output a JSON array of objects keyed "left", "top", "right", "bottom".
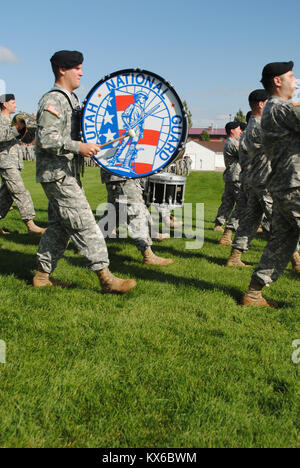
[{"left": 82, "top": 69, "right": 188, "bottom": 178}]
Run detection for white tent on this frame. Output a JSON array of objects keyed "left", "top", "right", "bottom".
[{"left": 184, "top": 140, "right": 216, "bottom": 171}]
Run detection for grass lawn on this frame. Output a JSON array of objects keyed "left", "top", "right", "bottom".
[{"left": 0, "top": 162, "right": 299, "bottom": 448}]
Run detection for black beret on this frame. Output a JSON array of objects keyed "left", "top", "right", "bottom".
[
  {"left": 225, "top": 121, "right": 240, "bottom": 135},
  {"left": 239, "top": 122, "right": 247, "bottom": 131},
  {"left": 50, "top": 50, "right": 83, "bottom": 69},
  {"left": 261, "top": 61, "right": 294, "bottom": 83},
  {"left": 248, "top": 89, "right": 269, "bottom": 104},
  {"left": 0, "top": 94, "right": 15, "bottom": 103}
]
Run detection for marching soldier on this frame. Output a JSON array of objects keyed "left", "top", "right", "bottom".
[
  {"left": 0, "top": 94, "right": 45, "bottom": 234},
  {"left": 100, "top": 169, "right": 174, "bottom": 266},
  {"left": 243, "top": 61, "right": 300, "bottom": 307},
  {"left": 226, "top": 89, "right": 274, "bottom": 267},
  {"left": 33, "top": 50, "right": 136, "bottom": 293},
  {"left": 214, "top": 122, "right": 244, "bottom": 244}
]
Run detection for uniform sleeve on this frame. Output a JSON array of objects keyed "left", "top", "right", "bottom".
[
  {"left": 0, "top": 122, "right": 19, "bottom": 143},
  {"left": 36, "top": 96, "right": 80, "bottom": 156},
  {"left": 288, "top": 104, "right": 300, "bottom": 132}
]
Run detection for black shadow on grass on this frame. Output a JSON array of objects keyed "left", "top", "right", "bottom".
[
  {"left": 66, "top": 245, "right": 245, "bottom": 301},
  {"left": 0, "top": 248, "right": 37, "bottom": 284},
  {"left": 0, "top": 248, "right": 82, "bottom": 289}
]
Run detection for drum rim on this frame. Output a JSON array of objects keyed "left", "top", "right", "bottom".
[{"left": 81, "top": 68, "right": 188, "bottom": 179}]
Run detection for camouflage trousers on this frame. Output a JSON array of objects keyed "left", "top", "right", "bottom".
[
  {"left": 232, "top": 187, "right": 273, "bottom": 252},
  {"left": 0, "top": 167, "right": 35, "bottom": 221},
  {"left": 215, "top": 181, "right": 245, "bottom": 231},
  {"left": 103, "top": 180, "right": 152, "bottom": 251},
  {"left": 37, "top": 175, "right": 109, "bottom": 274},
  {"left": 253, "top": 189, "right": 300, "bottom": 286}
]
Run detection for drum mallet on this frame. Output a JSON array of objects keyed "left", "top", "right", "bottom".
[{"left": 97, "top": 128, "right": 136, "bottom": 150}]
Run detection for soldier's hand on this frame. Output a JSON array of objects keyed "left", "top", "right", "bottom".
[{"left": 79, "top": 142, "right": 100, "bottom": 158}]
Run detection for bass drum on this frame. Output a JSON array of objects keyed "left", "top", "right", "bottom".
[{"left": 81, "top": 69, "right": 188, "bottom": 179}]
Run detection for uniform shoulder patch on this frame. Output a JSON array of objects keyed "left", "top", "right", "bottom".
[{"left": 45, "top": 105, "right": 61, "bottom": 117}]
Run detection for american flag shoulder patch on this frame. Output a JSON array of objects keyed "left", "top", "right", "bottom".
[{"left": 46, "top": 105, "right": 60, "bottom": 117}]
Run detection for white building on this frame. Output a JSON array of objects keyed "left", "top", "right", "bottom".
[{"left": 184, "top": 140, "right": 224, "bottom": 171}]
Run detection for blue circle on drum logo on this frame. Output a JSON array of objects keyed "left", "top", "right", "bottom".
[{"left": 82, "top": 69, "right": 188, "bottom": 178}]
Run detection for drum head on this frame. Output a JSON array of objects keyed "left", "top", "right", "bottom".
[{"left": 82, "top": 69, "right": 188, "bottom": 179}]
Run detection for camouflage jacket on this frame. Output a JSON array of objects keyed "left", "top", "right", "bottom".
[
  {"left": 35, "top": 84, "right": 81, "bottom": 183},
  {"left": 261, "top": 96, "right": 300, "bottom": 192},
  {"left": 222, "top": 137, "right": 241, "bottom": 183},
  {"left": 245, "top": 115, "right": 271, "bottom": 188},
  {"left": 0, "top": 113, "right": 24, "bottom": 170},
  {"left": 238, "top": 131, "right": 251, "bottom": 185}
]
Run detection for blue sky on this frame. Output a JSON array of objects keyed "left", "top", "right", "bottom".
[{"left": 1, "top": 0, "right": 300, "bottom": 128}]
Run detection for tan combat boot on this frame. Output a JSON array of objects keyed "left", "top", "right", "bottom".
[
  {"left": 162, "top": 215, "right": 183, "bottom": 228},
  {"left": 242, "top": 278, "right": 278, "bottom": 308},
  {"left": 26, "top": 220, "right": 46, "bottom": 235},
  {"left": 219, "top": 228, "right": 233, "bottom": 246},
  {"left": 153, "top": 232, "right": 170, "bottom": 242},
  {"left": 291, "top": 251, "right": 300, "bottom": 274},
  {"left": 142, "top": 247, "right": 173, "bottom": 266},
  {"left": 97, "top": 268, "right": 137, "bottom": 294},
  {"left": 0, "top": 227, "right": 10, "bottom": 235},
  {"left": 213, "top": 223, "right": 224, "bottom": 232},
  {"left": 226, "top": 248, "right": 249, "bottom": 267},
  {"left": 33, "top": 269, "right": 71, "bottom": 288}
]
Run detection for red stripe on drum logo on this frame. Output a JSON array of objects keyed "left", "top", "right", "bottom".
[
  {"left": 116, "top": 95, "right": 135, "bottom": 111},
  {"left": 134, "top": 163, "right": 153, "bottom": 175},
  {"left": 118, "top": 129, "right": 160, "bottom": 146}
]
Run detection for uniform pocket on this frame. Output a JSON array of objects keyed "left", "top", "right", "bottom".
[{"left": 58, "top": 205, "right": 95, "bottom": 231}]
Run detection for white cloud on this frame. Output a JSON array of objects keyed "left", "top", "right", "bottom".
[{"left": 0, "top": 46, "right": 21, "bottom": 63}]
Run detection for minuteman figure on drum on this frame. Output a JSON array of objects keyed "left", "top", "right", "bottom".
[{"left": 108, "top": 91, "right": 148, "bottom": 171}]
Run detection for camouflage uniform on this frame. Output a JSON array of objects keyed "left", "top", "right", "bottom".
[
  {"left": 100, "top": 169, "right": 152, "bottom": 251},
  {"left": 0, "top": 113, "right": 36, "bottom": 221},
  {"left": 215, "top": 136, "right": 244, "bottom": 230},
  {"left": 35, "top": 84, "right": 109, "bottom": 273},
  {"left": 232, "top": 115, "right": 273, "bottom": 252},
  {"left": 252, "top": 96, "right": 300, "bottom": 286}
]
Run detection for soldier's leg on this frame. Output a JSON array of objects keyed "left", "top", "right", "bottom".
[
  {"left": 215, "top": 182, "right": 235, "bottom": 227},
  {"left": 35, "top": 178, "right": 135, "bottom": 293},
  {"left": 110, "top": 180, "right": 173, "bottom": 265},
  {"left": 37, "top": 199, "right": 70, "bottom": 273},
  {"left": 226, "top": 182, "right": 245, "bottom": 231},
  {"left": 242, "top": 191, "right": 300, "bottom": 307},
  {"left": 227, "top": 190, "right": 263, "bottom": 266},
  {"left": 0, "top": 178, "right": 14, "bottom": 219},
  {"left": 0, "top": 167, "right": 35, "bottom": 221},
  {"left": 0, "top": 167, "right": 45, "bottom": 234},
  {"left": 253, "top": 193, "right": 300, "bottom": 286},
  {"left": 232, "top": 190, "right": 263, "bottom": 252}
]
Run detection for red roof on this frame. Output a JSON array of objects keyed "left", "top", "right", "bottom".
[
  {"left": 189, "top": 128, "right": 226, "bottom": 136},
  {"left": 197, "top": 141, "right": 224, "bottom": 153}
]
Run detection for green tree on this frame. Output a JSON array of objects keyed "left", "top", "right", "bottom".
[
  {"left": 234, "top": 109, "right": 246, "bottom": 123},
  {"left": 183, "top": 100, "right": 193, "bottom": 128},
  {"left": 200, "top": 130, "right": 210, "bottom": 141}
]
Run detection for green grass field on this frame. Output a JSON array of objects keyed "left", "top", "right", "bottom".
[{"left": 0, "top": 162, "right": 299, "bottom": 448}]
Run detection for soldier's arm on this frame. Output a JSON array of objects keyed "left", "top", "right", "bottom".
[
  {"left": 0, "top": 121, "right": 19, "bottom": 143},
  {"left": 278, "top": 102, "right": 300, "bottom": 133},
  {"left": 224, "top": 139, "right": 239, "bottom": 167},
  {"left": 36, "top": 96, "right": 80, "bottom": 156}
]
